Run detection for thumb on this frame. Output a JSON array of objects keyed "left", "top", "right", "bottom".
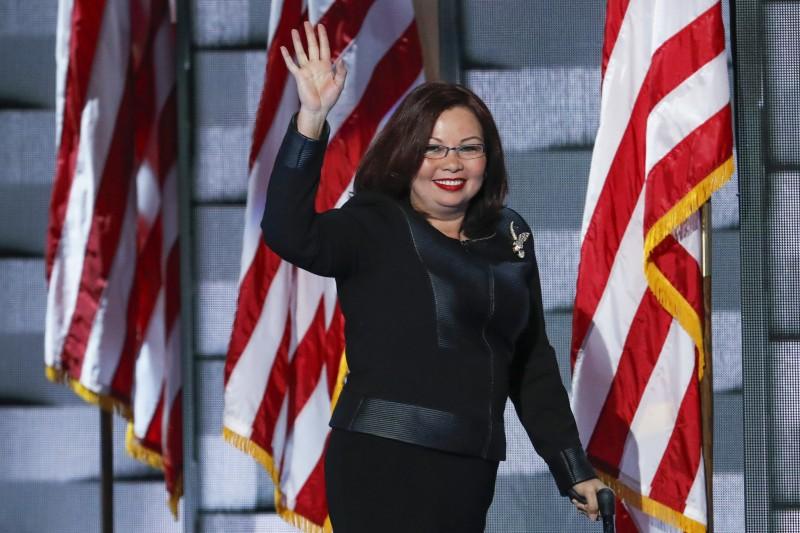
[{"left": 334, "top": 56, "right": 348, "bottom": 88}]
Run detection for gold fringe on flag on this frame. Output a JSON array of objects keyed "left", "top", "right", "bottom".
[
  {"left": 125, "top": 423, "right": 184, "bottom": 519},
  {"left": 221, "top": 348, "right": 347, "bottom": 532},
  {"left": 45, "top": 366, "right": 132, "bottom": 419},
  {"left": 642, "top": 156, "right": 735, "bottom": 380},
  {"left": 596, "top": 470, "right": 707, "bottom": 532},
  {"left": 222, "top": 427, "right": 333, "bottom": 533}
]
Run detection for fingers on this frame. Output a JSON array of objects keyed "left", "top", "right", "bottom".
[
  {"left": 318, "top": 24, "right": 331, "bottom": 62},
  {"left": 303, "top": 21, "right": 320, "bottom": 61},
  {"left": 291, "top": 29, "right": 309, "bottom": 66},
  {"left": 280, "top": 46, "right": 299, "bottom": 74}
]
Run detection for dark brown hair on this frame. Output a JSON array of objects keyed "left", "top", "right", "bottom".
[{"left": 353, "top": 82, "right": 508, "bottom": 237}]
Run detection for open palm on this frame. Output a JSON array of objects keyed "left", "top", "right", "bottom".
[{"left": 281, "top": 22, "right": 347, "bottom": 118}]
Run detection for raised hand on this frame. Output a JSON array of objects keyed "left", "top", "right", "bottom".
[{"left": 280, "top": 22, "right": 347, "bottom": 139}]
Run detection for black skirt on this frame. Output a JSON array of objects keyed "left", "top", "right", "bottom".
[{"left": 325, "top": 429, "right": 499, "bottom": 533}]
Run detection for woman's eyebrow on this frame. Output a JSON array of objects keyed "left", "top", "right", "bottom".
[{"left": 427, "top": 135, "right": 484, "bottom": 143}]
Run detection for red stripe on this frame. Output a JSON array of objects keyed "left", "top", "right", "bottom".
[
  {"left": 586, "top": 289, "right": 673, "bottom": 475},
  {"left": 164, "top": 392, "right": 183, "bottom": 494},
  {"left": 317, "top": 0, "right": 375, "bottom": 57},
  {"left": 153, "top": 89, "right": 178, "bottom": 184},
  {"left": 647, "top": 357, "right": 702, "bottom": 511},
  {"left": 59, "top": 67, "right": 136, "bottom": 381},
  {"left": 224, "top": 242, "right": 284, "bottom": 385},
  {"left": 141, "top": 386, "right": 166, "bottom": 454},
  {"left": 316, "top": 21, "right": 423, "bottom": 211},
  {"left": 46, "top": 0, "right": 107, "bottom": 279},
  {"left": 601, "top": 0, "right": 631, "bottom": 80},
  {"left": 249, "top": 314, "right": 292, "bottom": 455},
  {"left": 110, "top": 213, "right": 163, "bottom": 401},
  {"left": 248, "top": 0, "right": 304, "bottom": 169},
  {"left": 571, "top": 3, "right": 725, "bottom": 367},
  {"left": 644, "top": 105, "right": 733, "bottom": 233},
  {"left": 587, "top": 237, "right": 702, "bottom": 475},
  {"left": 292, "top": 446, "right": 329, "bottom": 526},
  {"left": 651, "top": 235, "right": 704, "bottom": 320},
  {"left": 285, "top": 302, "right": 329, "bottom": 432}
]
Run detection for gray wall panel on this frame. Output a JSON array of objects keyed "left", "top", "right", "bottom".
[
  {"left": 0, "top": 481, "right": 182, "bottom": 533},
  {"left": 461, "top": 0, "right": 604, "bottom": 69},
  {"left": 192, "top": 0, "right": 270, "bottom": 48},
  {"left": 768, "top": 342, "right": 800, "bottom": 503},
  {"left": 0, "top": 406, "right": 156, "bottom": 481},
  {"left": 193, "top": 50, "right": 265, "bottom": 202},
  {"left": 194, "top": 206, "right": 243, "bottom": 356},
  {"left": 0, "top": 259, "right": 45, "bottom": 335},
  {"left": 0, "top": 333, "right": 83, "bottom": 405},
  {"left": 764, "top": 2, "right": 800, "bottom": 167},
  {"left": 0, "top": 111, "right": 55, "bottom": 185},
  {"left": 466, "top": 68, "right": 600, "bottom": 151},
  {"left": 768, "top": 172, "right": 800, "bottom": 338}
]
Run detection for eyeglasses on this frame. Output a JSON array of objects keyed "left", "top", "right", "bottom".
[{"left": 423, "top": 143, "right": 486, "bottom": 160}]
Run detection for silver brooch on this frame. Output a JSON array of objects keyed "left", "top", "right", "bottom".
[{"left": 509, "top": 221, "right": 530, "bottom": 259}]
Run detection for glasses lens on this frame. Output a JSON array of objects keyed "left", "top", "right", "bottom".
[
  {"left": 457, "top": 144, "right": 485, "bottom": 159},
  {"left": 424, "top": 145, "right": 447, "bottom": 158}
]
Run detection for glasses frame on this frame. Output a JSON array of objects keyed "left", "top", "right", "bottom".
[{"left": 423, "top": 143, "right": 487, "bottom": 160}]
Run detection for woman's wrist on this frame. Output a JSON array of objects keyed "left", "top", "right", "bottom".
[{"left": 296, "top": 108, "right": 328, "bottom": 139}]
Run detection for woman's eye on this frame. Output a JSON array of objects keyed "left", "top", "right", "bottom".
[
  {"left": 424, "top": 145, "right": 443, "bottom": 154},
  {"left": 460, "top": 145, "right": 481, "bottom": 153}
]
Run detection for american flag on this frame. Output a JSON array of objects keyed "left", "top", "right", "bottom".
[
  {"left": 45, "top": 0, "right": 182, "bottom": 514},
  {"left": 571, "top": 1, "right": 733, "bottom": 531},
  {"left": 222, "top": 0, "right": 423, "bottom": 530}
]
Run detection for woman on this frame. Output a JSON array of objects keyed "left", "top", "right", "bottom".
[{"left": 265, "top": 22, "right": 607, "bottom": 531}]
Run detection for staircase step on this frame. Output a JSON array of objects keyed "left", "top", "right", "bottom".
[
  {"left": 0, "top": 480, "right": 182, "bottom": 533},
  {"left": 0, "top": 405, "right": 160, "bottom": 481}
]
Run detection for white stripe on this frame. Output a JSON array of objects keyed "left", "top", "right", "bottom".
[
  {"left": 152, "top": 16, "right": 175, "bottom": 110},
  {"left": 267, "top": 0, "right": 287, "bottom": 47},
  {"left": 137, "top": 162, "right": 161, "bottom": 226},
  {"left": 224, "top": 262, "right": 293, "bottom": 431},
  {"left": 308, "top": 0, "right": 337, "bottom": 23},
  {"left": 644, "top": 52, "right": 729, "bottom": 176},
  {"left": 618, "top": 321, "right": 696, "bottom": 491},
  {"left": 79, "top": 178, "right": 138, "bottom": 390},
  {"left": 682, "top": 457, "right": 707, "bottom": 524},
  {"left": 45, "top": 0, "right": 131, "bottom": 368},
  {"left": 580, "top": 0, "right": 719, "bottom": 242},
  {"left": 324, "top": 0, "right": 415, "bottom": 136},
  {"left": 271, "top": 394, "right": 290, "bottom": 470},
  {"left": 281, "top": 366, "right": 331, "bottom": 505},
  {"left": 571, "top": 190, "right": 648, "bottom": 445},
  {"left": 133, "top": 287, "right": 167, "bottom": 437},
  {"left": 54, "top": 0, "right": 74, "bottom": 145}
]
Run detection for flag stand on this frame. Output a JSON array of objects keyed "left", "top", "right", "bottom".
[
  {"left": 100, "top": 408, "right": 114, "bottom": 533},
  {"left": 700, "top": 202, "right": 714, "bottom": 532}
]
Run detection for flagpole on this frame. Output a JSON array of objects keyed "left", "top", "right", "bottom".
[
  {"left": 700, "top": 202, "right": 714, "bottom": 532},
  {"left": 100, "top": 408, "right": 114, "bottom": 533}
]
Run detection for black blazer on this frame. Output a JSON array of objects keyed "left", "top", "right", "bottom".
[{"left": 261, "top": 119, "right": 596, "bottom": 495}]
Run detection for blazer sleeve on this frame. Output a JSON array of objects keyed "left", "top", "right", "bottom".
[
  {"left": 261, "top": 116, "right": 366, "bottom": 278},
  {"left": 507, "top": 218, "right": 597, "bottom": 496}
]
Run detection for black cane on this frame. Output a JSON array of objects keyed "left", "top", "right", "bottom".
[
  {"left": 597, "top": 488, "right": 615, "bottom": 533},
  {"left": 568, "top": 487, "right": 615, "bottom": 532}
]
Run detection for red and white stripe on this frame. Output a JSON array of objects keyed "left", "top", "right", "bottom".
[
  {"left": 46, "top": 0, "right": 182, "bottom": 513},
  {"left": 223, "top": 1, "right": 423, "bottom": 530},
  {"left": 571, "top": 1, "right": 733, "bottom": 532}
]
